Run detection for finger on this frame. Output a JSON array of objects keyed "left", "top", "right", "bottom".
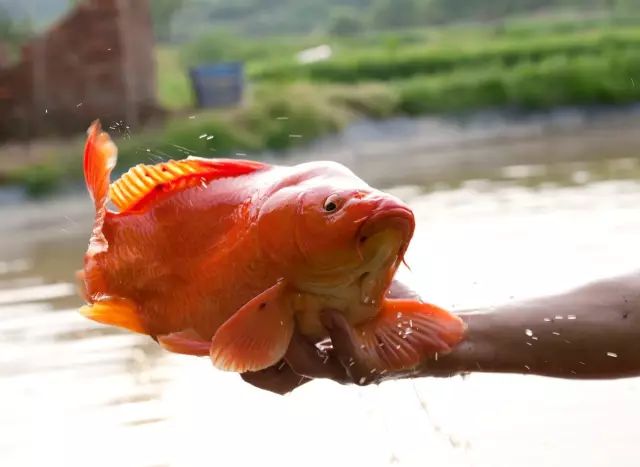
[
  {"left": 240, "top": 360, "right": 310, "bottom": 395},
  {"left": 321, "top": 310, "right": 378, "bottom": 385},
  {"left": 284, "top": 330, "right": 349, "bottom": 382}
]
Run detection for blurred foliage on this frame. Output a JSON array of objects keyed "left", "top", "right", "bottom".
[
  {"left": 251, "top": 29, "right": 640, "bottom": 82},
  {"left": 156, "top": 47, "right": 194, "bottom": 109},
  {"left": 150, "top": 0, "right": 192, "bottom": 42},
  {"left": 165, "top": 0, "right": 639, "bottom": 39},
  {"left": 395, "top": 50, "right": 640, "bottom": 113},
  {"left": 10, "top": 164, "right": 62, "bottom": 198},
  {"left": 6, "top": 2, "right": 640, "bottom": 197},
  {"left": 328, "top": 7, "right": 364, "bottom": 37},
  {"left": 0, "top": 6, "right": 32, "bottom": 47},
  {"left": 116, "top": 83, "right": 394, "bottom": 170},
  {"left": 1, "top": 0, "right": 639, "bottom": 40},
  {"left": 370, "top": 0, "right": 421, "bottom": 29}
]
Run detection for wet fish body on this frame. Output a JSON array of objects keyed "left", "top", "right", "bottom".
[{"left": 78, "top": 121, "right": 464, "bottom": 373}]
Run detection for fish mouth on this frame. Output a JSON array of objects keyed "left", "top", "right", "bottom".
[
  {"left": 356, "top": 203, "right": 414, "bottom": 305},
  {"left": 293, "top": 198, "right": 414, "bottom": 308},
  {"left": 357, "top": 238, "right": 401, "bottom": 305}
]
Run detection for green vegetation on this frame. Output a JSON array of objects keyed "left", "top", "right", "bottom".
[
  {"left": 161, "top": 0, "right": 638, "bottom": 39},
  {"left": 156, "top": 47, "right": 194, "bottom": 109},
  {"left": 395, "top": 51, "right": 640, "bottom": 113},
  {"left": 5, "top": 4, "right": 640, "bottom": 196},
  {"left": 0, "top": 5, "right": 32, "bottom": 62},
  {"left": 114, "top": 83, "right": 397, "bottom": 169},
  {"left": 250, "top": 29, "right": 640, "bottom": 82},
  {"left": 5, "top": 83, "right": 397, "bottom": 192}
]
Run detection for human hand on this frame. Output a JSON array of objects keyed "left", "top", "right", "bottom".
[{"left": 241, "top": 281, "right": 452, "bottom": 394}]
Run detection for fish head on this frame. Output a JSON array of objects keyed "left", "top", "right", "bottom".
[{"left": 257, "top": 161, "right": 415, "bottom": 310}]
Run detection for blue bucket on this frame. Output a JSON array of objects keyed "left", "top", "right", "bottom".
[{"left": 189, "top": 62, "right": 244, "bottom": 109}]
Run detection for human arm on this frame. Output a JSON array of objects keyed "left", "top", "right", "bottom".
[{"left": 242, "top": 272, "right": 640, "bottom": 394}]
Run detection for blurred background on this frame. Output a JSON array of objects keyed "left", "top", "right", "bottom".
[{"left": 2, "top": 1, "right": 640, "bottom": 466}]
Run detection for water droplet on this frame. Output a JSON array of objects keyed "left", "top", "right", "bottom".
[
  {"left": 198, "top": 134, "right": 207, "bottom": 139},
  {"left": 189, "top": 115, "right": 196, "bottom": 119},
  {"left": 358, "top": 377, "right": 366, "bottom": 384},
  {"left": 206, "top": 135, "right": 214, "bottom": 140},
  {"left": 532, "top": 336, "right": 539, "bottom": 340},
  {"left": 555, "top": 315, "right": 563, "bottom": 320},
  {"left": 607, "top": 352, "right": 618, "bottom": 358},
  {"left": 552, "top": 331, "right": 560, "bottom": 336},
  {"left": 525, "top": 329, "right": 533, "bottom": 336},
  {"left": 396, "top": 312, "right": 403, "bottom": 318},
  {"left": 524, "top": 365, "right": 530, "bottom": 370},
  {"left": 543, "top": 318, "right": 551, "bottom": 322},
  {"left": 567, "top": 315, "right": 576, "bottom": 320}
]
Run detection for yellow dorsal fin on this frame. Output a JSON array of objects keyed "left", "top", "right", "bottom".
[{"left": 109, "top": 157, "right": 268, "bottom": 212}]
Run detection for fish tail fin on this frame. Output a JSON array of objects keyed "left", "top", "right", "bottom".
[{"left": 84, "top": 120, "right": 117, "bottom": 254}]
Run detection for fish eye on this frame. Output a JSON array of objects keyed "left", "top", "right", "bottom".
[{"left": 323, "top": 194, "right": 342, "bottom": 213}]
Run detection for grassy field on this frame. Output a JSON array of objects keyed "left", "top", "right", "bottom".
[{"left": 6, "top": 13, "right": 640, "bottom": 196}]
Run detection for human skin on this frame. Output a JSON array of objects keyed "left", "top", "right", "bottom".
[{"left": 241, "top": 272, "right": 640, "bottom": 394}]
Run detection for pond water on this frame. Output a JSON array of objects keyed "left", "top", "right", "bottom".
[{"left": 2, "top": 111, "right": 640, "bottom": 467}]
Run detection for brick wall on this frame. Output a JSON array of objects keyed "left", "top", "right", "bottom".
[{"left": 0, "top": 0, "right": 158, "bottom": 141}]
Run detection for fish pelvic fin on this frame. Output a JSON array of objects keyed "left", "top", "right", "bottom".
[
  {"left": 157, "top": 329, "right": 210, "bottom": 356},
  {"left": 350, "top": 299, "right": 465, "bottom": 372},
  {"left": 210, "top": 280, "right": 295, "bottom": 373},
  {"left": 84, "top": 120, "right": 117, "bottom": 255}
]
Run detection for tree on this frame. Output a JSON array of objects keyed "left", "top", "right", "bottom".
[
  {"left": 150, "top": 0, "right": 191, "bottom": 42},
  {"left": 0, "top": 6, "right": 32, "bottom": 45},
  {"left": 328, "top": 7, "right": 364, "bottom": 36},
  {"left": 370, "top": 0, "right": 420, "bottom": 29}
]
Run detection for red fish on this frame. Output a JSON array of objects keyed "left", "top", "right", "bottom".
[{"left": 77, "top": 121, "right": 464, "bottom": 374}]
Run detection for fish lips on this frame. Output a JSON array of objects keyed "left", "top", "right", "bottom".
[{"left": 357, "top": 202, "right": 415, "bottom": 251}]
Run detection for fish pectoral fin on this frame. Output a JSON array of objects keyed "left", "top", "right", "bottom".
[
  {"left": 157, "top": 329, "right": 210, "bottom": 356},
  {"left": 79, "top": 297, "right": 145, "bottom": 334},
  {"left": 352, "top": 299, "right": 465, "bottom": 372},
  {"left": 210, "top": 280, "right": 294, "bottom": 373}
]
